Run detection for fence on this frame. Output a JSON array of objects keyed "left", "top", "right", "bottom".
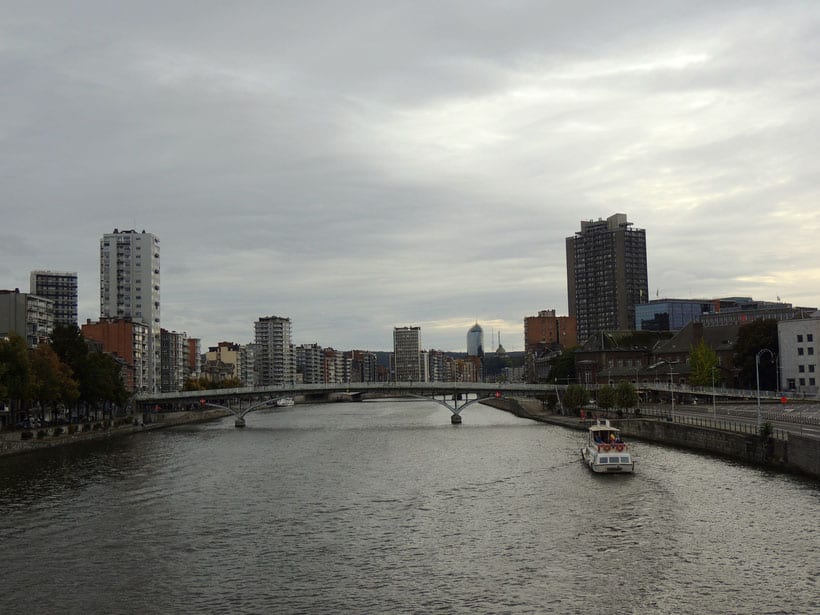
[{"left": 637, "top": 406, "right": 791, "bottom": 440}]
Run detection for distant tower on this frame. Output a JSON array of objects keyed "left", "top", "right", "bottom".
[
  {"left": 496, "top": 330, "right": 507, "bottom": 357},
  {"left": 566, "top": 213, "right": 648, "bottom": 344},
  {"left": 100, "top": 229, "right": 160, "bottom": 392},
  {"left": 467, "top": 322, "right": 484, "bottom": 357}
]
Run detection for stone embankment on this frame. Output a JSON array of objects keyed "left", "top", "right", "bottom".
[
  {"left": 484, "top": 397, "right": 820, "bottom": 481},
  {"left": 0, "top": 409, "right": 232, "bottom": 458}
]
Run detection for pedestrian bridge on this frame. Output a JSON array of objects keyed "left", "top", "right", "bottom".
[{"left": 135, "top": 381, "right": 786, "bottom": 427}]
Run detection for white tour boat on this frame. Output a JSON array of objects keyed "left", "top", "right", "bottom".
[
  {"left": 276, "top": 397, "right": 295, "bottom": 407},
  {"left": 580, "top": 419, "right": 634, "bottom": 474}
]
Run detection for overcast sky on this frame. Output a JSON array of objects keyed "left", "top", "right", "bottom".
[{"left": 2, "top": 1, "right": 819, "bottom": 352}]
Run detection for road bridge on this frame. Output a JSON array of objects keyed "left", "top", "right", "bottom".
[{"left": 135, "top": 381, "right": 793, "bottom": 427}]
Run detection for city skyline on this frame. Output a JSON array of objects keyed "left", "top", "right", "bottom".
[{"left": 2, "top": 2, "right": 819, "bottom": 352}]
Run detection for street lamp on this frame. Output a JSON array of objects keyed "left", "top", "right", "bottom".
[
  {"left": 711, "top": 366, "right": 717, "bottom": 417},
  {"left": 648, "top": 359, "right": 679, "bottom": 419},
  {"left": 756, "top": 348, "right": 776, "bottom": 432}
]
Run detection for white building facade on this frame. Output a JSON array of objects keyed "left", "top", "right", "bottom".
[
  {"left": 393, "top": 326, "right": 422, "bottom": 381},
  {"left": 255, "top": 316, "right": 293, "bottom": 386},
  {"left": 100, "top": 229, "right": 161, "bottom": 392},
  {"left": 778, "top": 314, "right": 820, "bottom": 397}
]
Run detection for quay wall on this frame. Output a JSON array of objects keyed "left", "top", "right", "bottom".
[
  {"left": 0, "top": 409, "right": 232, "bottom": 458},
  {"left": 485, "top": 397, "right": 820, "bottom": 480}
]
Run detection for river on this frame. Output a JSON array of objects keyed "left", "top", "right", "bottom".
[{"left": 1, "top": 400, "right": 817, "bottom": 614}]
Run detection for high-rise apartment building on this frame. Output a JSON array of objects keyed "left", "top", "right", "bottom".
[
  {"left": 100, "top": 229, "right": 161, "bottom": 391},
  {"left": 393, "top": 326, "right": 422, "bottom": 381},
  {"left": 30, "top": 271, "right": 78, "bottom": 328},
  {"left": 466, "top": 323, "right": 484, "bottom": 357},
  {"left": 160, "top": 328, "right": 187, "bottom": 392},
  {"left": 566, "top": 213, "right": 648, "bottom": 344},
  {"left": 255, "top": 316, "right": 293, "bottom": 386}
]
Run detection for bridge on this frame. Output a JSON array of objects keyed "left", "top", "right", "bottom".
[{"left": 134, "top": 381, "right": 793, "bottom": 427}]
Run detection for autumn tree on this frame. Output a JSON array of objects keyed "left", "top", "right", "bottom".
[
  {"left": 30, "top": 344, "right": 80, "bottom": 420},
  {"left": 0, "top": 334, "right": 32, "bottom": 416},
  {"left": 615, "top": 381, "right": 638, "bottom": 410},
  {"left": 688, "top": 339, "right": 719, "bottom": 387},
  {"left": 562, "top": 384, "right": 589, "bottom": 414}
]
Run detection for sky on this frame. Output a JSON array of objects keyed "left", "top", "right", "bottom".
[{"left": 2, "top": 1, "right": 819, "bottom": 352}]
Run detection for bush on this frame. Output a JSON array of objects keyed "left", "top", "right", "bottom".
[
  {"left": 36, "top": 430, "right": 46, "bottom": 439},
  {"left": 21, "top": 430, "right": 33, "bottom": 440},
  {"left": 52, "top": 426, "right": 64, "bottom": 436},
  {"left": 68, "top": 424, "right": 78, "bottom": 434}
]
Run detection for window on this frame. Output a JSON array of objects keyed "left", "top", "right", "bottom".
[
  {"left": 808, "top": 334, "right": 814, "bottom": 342},
  {"left": 798, "top": 348, "right": 804, "bottom": 355},
  {"left": 797, "top": 334, "right": 804, "bottom": 342},
  {"left": 621, "top": 457, "right": 630, "bottom": 463},
  {"left": 799, "top": 365, "right": 805, "bottom": 373},
  {"left": 809, "top": 347, "right": 814, "bottom": 356},
  {"left": 800, "top": 378, "right": 806, "bottom": 386},
  {"left": 810, "top": 365, "right": 815, "bottom": 373},
  {"left": 811, "top": 378, "right": 817, "bottom": 386}
]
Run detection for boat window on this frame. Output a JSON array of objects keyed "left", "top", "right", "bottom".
[
  {"left": 599, "top": 457, "right": 609, "bottom": 463},
  {"left": 621, "top": 457, "right": 630, "bottom": 463}
]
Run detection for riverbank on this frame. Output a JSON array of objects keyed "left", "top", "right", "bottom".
[
  {"left": 0, "top": 408, "right": 233, "bottom": 458},
  {"left": 483, "top": 397, "right": 820, "bottom": 481}
]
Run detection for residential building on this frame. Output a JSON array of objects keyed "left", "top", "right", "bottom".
[
  {"left": 81, "top": 317, "right": 149, "bottom": 392},
  {"left": 778, "top": 313, "right": 820, "bottom": 397},
  {"left": 186, "top": 338, "right": 202, "bottom": 382},
  {"left": 239, "top": 343, "right": 258, "bottom": 387},
  {"left": 29, "top": 270, "right": 78, "bottom": 328},
  {"left": 0, "top": 289, "right": 54, "bottom": 348},
  {"left": 524, "top": 309, "right": 577, "bottom": 352},
  {"left": 100, "top": 229, "right": 161, "bottom": 391},
  {"left": 393, "top": 326, "right": 422, "bottom": 381},
  {"left": 566, "top": 213, "right": 648, "bottom": 345},
  {"left": 203, "top": 342, "right": 242, "bottom": 383},
  {"left": 349, "top": 350, "right": 378, "bottom": 383},
  {"left": 295, "top": 343, "right": 324, "bottom": 384},
  {"left": 160, "top": 328, "right": 187, "bottom": 392},
  {"left": 255, "top": 316, "right": 293, "bottom": 385}
]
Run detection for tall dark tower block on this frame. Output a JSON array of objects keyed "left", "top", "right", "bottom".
[{"left": 566, "top": 213, "right": 648, "bottom": 344}]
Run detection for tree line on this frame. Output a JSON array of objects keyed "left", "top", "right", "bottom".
[{"left": 0, "top": 325, "right": 128, "bottom": 425}]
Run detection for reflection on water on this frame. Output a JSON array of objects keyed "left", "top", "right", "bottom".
[{"left": 1, "top": 400, "right": 817, "bottom": 614}]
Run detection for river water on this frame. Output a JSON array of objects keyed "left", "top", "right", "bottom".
[{"left": 1, "top": 400, "right": 817, "bottom": 614}]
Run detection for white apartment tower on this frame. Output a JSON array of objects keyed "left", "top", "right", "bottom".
[
  {"left": 30, "top": 271, "right": 78, "bottom": 328},
  {"left": 100, "top": 229, "right": 161, "bottom": 392},
  {"left": 255, "top": 315, "right": 293, "bottom": 386}
]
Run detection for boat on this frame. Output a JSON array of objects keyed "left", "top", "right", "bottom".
[
  {"left": 580, "top": 419, "right": 634, "bottom": 473},
  {"left": 276, "top": 397, "right": 295, "bottom": 407}
]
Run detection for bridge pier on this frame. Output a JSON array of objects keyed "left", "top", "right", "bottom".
[
  {"left": 451, "top": 414, "right": 462, "bottom": 424},
  {"left": 234, "top": 417, "right": 246, "bottom": 428}
]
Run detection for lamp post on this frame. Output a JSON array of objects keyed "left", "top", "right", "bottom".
[
  {"left": 756, "top": 348, "right": 775, "bottom": 432},
  {"left": 711, "top": 366, "right": 717, "bottom": 417}
]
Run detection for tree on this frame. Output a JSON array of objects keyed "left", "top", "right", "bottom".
[
  {"left": 547, "top": 347, "right": 577, "bottom": 384},
  {"left": 562, "top": 384, "right": 589, "bottom": 414},
  {"left": 733, "top": 319, "right": 778, "bottom": 389},
  {"left": 615, "top": 381, "right": 638, "bottom": 410},
  {"left": 597, "top": 385, "right": 616, "bottom": 410},
  {"left": 30, "top": 344, "right": 80, "bottom": 420},
  {"left": 0, "top": 334, "right": 32, "bottom": 416},
  {"left": 688, "top": 339, "right": 719, "bottom": 387}
]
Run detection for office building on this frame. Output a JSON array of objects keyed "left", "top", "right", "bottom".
[
  {"left": 467, "top": 323, "right": 484, "bottom": 357},
  {"left": 29, "top": 270, "right": 78, "bottom": 328},
  {"left": 100, "top": 229, "right": 161, "bottom": 391},
  {"left": 566, "top": 213, "right": 648, "bottom": 344},
  {"left": 393, "top": 326, "right": 422, "bottom": 381},
  {"left": 255, "top": 316, "right": 293, "bottom": 386}
]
